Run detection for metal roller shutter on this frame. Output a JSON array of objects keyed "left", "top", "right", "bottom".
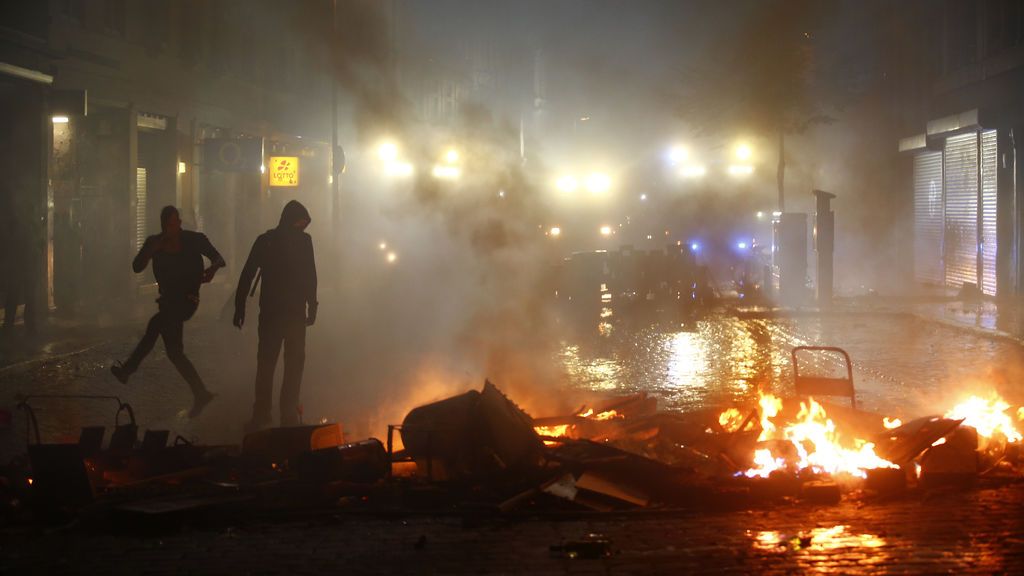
[
  {"left": 135, "top": 167, "right": 148, "bottom": 251},
  {"left": 943, "top": 132, "right": 979, "bottom": 290},
  {"left": 980, "top": 129, "right": 998, "bottom": 296},
  {"left": 913, "top": 151, "right": 944, "bottom": 285}
]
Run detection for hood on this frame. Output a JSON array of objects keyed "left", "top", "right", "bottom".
[{"left": 277, "top": 200, "right": 311, "bottom": 229}]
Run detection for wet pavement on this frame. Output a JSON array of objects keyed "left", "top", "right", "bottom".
[
  {"left": 3, "top": 302, "right": 1024, "bottom": 573},
  {"left": 2, "top": 482, "right": 1022, "bottom": 575},
  {"left": 6, "top": 303, "right": 1024, "bottom": 454},
  {"left": 557, "top": 305, "right": 1024, "bottom": 417}
]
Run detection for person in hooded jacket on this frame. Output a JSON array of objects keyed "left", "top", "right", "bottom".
[
  {"left": 234, "top": 200, "right": 317, "bottom": 429},
  {"left": 111, "top": 206, "right": 224, "bottom": 417}
]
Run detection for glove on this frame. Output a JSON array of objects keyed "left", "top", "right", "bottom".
[
  {"left": 233, "top": 307, "right": 245, "bottom": 329},
  {"left": 306, "top": 302, "right": 318, "bottom": 327}
]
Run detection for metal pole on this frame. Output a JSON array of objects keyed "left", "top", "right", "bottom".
[{"left": 331, "top": 0, "right": 341, "bottom": 239}]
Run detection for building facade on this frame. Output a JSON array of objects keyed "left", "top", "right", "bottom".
[
  {"left": 904, "top": 0, "right": 1024, "bottom": 298},
  {"left": 0, "top": 0, "right": 339, "bottom": 323}
]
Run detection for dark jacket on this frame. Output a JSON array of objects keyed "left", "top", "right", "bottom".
[
  {"left": 134, "top": 231, "right": 224, "bottom": 302},
  {"left": 235, "top": 201, "right": 317, "bottom": 320}
]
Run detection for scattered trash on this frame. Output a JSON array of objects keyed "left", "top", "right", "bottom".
[
  {"left": 3, "top": 370, "right": 1023, "bottom": 528},
  {"left": 550, "top": 534, "right": 612, "bottom": 559}
]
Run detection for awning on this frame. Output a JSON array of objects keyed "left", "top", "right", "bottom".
[{"left": 0, "top": 61, "right": 53, "bottom": 85}]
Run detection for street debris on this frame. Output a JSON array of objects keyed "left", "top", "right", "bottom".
[{"left": 3, "top": 361, "right": 1024, "bottom": 530}]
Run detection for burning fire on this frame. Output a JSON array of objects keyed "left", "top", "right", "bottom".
[
  {"left": 742, "top": 393, "right": 897, "bottom": 479},
  {"left": 882, "top": 417, "right": 902, "bottom": 430},
  {"left": 719, "top": 407, "right": 745, "bottom": 433},
  {"left": 944, "top": 393, "right": 1022, "bottom": 446},
  {"left": 533, "top": 407, "right": 625, "bottom": 444},
  {"left": 534, "top": 424, "right": 570, "bottom": 438},
  {"left": 577, "top": 408, "right": 624, "bottom": 421}
]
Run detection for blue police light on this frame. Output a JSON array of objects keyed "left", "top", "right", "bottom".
[
  {"left": 737, "top": 241, "right": 748, "bottom": 250},
  {"left": 690, "top": 242, "right": 700, "bottom": 252}
]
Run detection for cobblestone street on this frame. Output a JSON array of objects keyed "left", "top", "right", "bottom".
[
  {"left": 2, "top": 306, "right": 1024, "bottom": 573},
  {"left": 3, "top": 482, "right": 1023, "bottom": 574}
]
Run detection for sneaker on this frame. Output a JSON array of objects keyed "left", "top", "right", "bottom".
[
  {"left": 189, "top": 391, "right": 217, "bottom": 418},
  {"left": 110, "top": 361, "right": 131, "bottom": 384}
]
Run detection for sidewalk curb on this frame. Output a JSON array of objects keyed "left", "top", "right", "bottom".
[
  {"left": 0, "top": 340, "right": 111, "bottom": 376},
  {"left": 908, "top": 311, "right": 1024, "bottom": 346}
]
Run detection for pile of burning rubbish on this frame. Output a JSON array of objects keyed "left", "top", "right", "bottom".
[{"left": 2, "top": 375, "right": 1024, "bottom": 527}]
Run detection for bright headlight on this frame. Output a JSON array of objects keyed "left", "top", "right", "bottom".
[
  {"left": 378, "top": 141, "right": 399, "bottom": 162},
  {"left": 556, "top": 175, "right": 578, "bottom": 192},
  {"left": 431, "top": 164, "right": 461, "bottom": 180},
  {"left": 585, "top": 172, "right": 611, "bottom": 194}
]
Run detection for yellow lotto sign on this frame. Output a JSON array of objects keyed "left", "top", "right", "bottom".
[{"left": 269, "top": 156, "right": 299, "bottom": 187}]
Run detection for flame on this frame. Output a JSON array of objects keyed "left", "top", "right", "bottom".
[
  {"left": 757, "top": 393, "right": 783, "bottom": 441},
  {"left": 882, "top": 417, "right": 902, "bottom": 430},
  {"left": 593, "top": 409, "right": 623, "bottom": 421},
  {"left": 573, "top": 407, "right": 624, "bottom": 421},
  {"left": 744, "top": 395, "right": 897, "bottom": 479},
  {"left": 534, "top": 424, "right": 570, "bottom": 438},
  {"left": 719, "top": 407, "right": 745, "bottom": 432},
  {"left": 943, "top": 393, "right": 1022, "bottom": 445}
]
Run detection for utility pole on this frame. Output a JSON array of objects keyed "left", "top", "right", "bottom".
[
  {"left": 777, "top": 130, "right": 785, "bottom": 212},
  {"left": 331, "top": 0, "right": 341, "bottom": 239}
]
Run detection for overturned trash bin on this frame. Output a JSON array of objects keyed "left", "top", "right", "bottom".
[{"left": 399, "top": 380, "right": 544, "bottom": 480}]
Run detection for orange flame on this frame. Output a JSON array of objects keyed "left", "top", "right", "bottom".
[
  {"left": 534, "top": 424, "right": 570, "bottom": 439},
  {"left": 757, "top": 393, "right": 783, "bottom": 441},
  {"left": 882, "top": 417, "right": 902, "bottom": 430},
  {"left": 944, "top": 393, "right": 1022, "bottom": 445},
  {"left": 593, "top": 409, "right": 623, "bottom": 421},
  {"left": 573, "top": 407, "right": 624, "bottom": 421},
  {"left": 534, "top": 425, "right": 570, "bottom": 446},
  {"left": 742, "top": 394, "right": 896, "bottom": 479},
  {"left": 719, "top": 407, "right": 745, "bottom": 433}
]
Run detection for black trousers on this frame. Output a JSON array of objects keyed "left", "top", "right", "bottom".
[
  {"left": 252, "top": 314, "right": 306, "bottom": 426},
  {"left": 124, "top": 299, "right": 208, "bottom": 398}
]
